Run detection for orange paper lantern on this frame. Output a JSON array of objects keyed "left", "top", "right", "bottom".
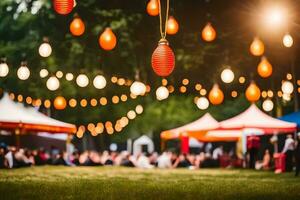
[
  {"left": 146, "top": 0, "right": 159, "bottom": 16},
  {"left": 54, "top": 96, "right": 67, "bottom": 110},
  {"left": 246, "top": 82, "right": 261, "bottom": 102},
  {"left": 151, "top": 39, "right": 175, "bottom": 77},
  {"left": 250, "top": 37, "right": 264, "bottom": 56},
  {"left": 167, "top": 16, "right": 179, "bottom": 35},
  {"left": 208, "top": 84, "right": 224, "bottom": 105},
  {"left": 70, "top": 17, "right": 85, "bottom": 36},
  {"left": 53, "top": 0, "right": 74, "bottom": 15},
  {"left": 99, "top": 28, "right": 117, "bottom": 51},
  {"left": 257, "top": 57, "right": 272, "bottom": 78},
  {"left": 202, "top": 23, "right": 216, "bottom": 42}
]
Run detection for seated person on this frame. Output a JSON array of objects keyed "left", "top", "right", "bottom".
[{"left": 255, "top": 149, "right": 271, "bottom": 170}]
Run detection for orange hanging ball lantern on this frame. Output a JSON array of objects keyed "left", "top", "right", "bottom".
[
  {"left": 99, "top": 28, "right": 117, "bottom": 51},
  {"left": 208, "top": 84, "right": 224, "bottom": 105},
  {"left": 202, "top": 23, "right": 216, "bottom": 42},
  {"left": 257, "top": 57, "right": 272, "bottom": 78},
  {"left": 151, "top": 39, "right": 175, "bottom": 77},
  {"left": 53, "top": 0, "right": 74, "bottom": 15},
  {"left": 146, "top": 0, "right": 159, "bottom": 16},
  {"left": 167, "top": 16, "right": 179, "bottom": 35},
  {"left": 246, "top": 82, "right": 261, "bottom": 102},
  {"left": 54, "top": 96, "right": 67, "bottom": 110},
  {"left": 250, "top": 37, "right": 264, "bottom": 56},
  {"left": 70, "top": 17, "right": 85, "bottom": 36}
]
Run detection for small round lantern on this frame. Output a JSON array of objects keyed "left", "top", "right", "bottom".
[
  {"left": 99, "top": 28, "right": 117, "bottom": 51},
  {"left": 70, "top": 17, "right": 85, "bottom": 36},
  {"left": 246, "top": 82, "right": 261, "bottom": 102},
  {"left": 53, "top": 0, "right": 74, "bottom": 15},
  {"left": 167, "top": 16, "right": 179, "bottom": 35},
  {"left": 208, "top": 84, "right": 224, "bottom": 105},
  {"left": 146, "top": 0, "right": 159, "bottom": 16},
  {"left": 250, "top": 37, "right": 264, "bottom": 56},
  {"left": 151, "top": 39, "right": 175, "bottom": 77},
  {"left": 54, "top": 96, "right": 67, "bottom": 110},
  {"left": 257, "top": 57, "right": 272, "bottom": 78},
  {"left": 202, "top": 23, "right": 216, "bottom": 42}
]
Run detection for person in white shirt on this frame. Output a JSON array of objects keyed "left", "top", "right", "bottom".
[
  {"left": 282, "top": 134, "right": 295, "bottom": 172},
  {"left": 136, "top": 153, "right": 154, "bottom": 169},
  {"left": 212, "top": 146, "right": 223, "bottom": 160},
  {"left": 157, "top": 152, "right": 172, "bottom": 169}
]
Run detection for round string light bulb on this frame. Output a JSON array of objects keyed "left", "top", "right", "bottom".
[
  {"left": 0, "top": 63, "right": 9, "bottom": 77},
  {"left": 208, "top": 84, "right": 224, "bottom": 105},
  {"left": 250, "top": 37, "right": 264, "bottom": 56},
  {"left": 39, "top": 69, "right": 49, "bottom": 78},
  {"left": 130, "top": 81, "right": 146, "bottom": 96},
  {"left": 46, "top": 76, "right": 60, "bottom": 91},
  {"left": 196, "top": 97, "right": 209, "bottom": 110},
  {"left": 38, "top": 42, "right": 52, "bottom": 58},
  {"left": 17, "top": 65, "right": 30, "bottom": 80},
  {"left": 262, "top": 99, "right": 274, "bottom": 112},
  {"left": 93, "top": 75, "right": 107, "bottom": 89},
  {"left": 283, "top": 33, "right": 293, "bottom": 48},
  {"left": 221, "top": 68, "right": 234, "bottom": 83},
  {"left": 76, "top": 74, "right": 89, "bottom": 87},
  {"left": 281, "top": 80, "right": 294, "bottom": 94},
  {"left": 257, "top": 57, "right": 273, "bottom": 78},
  {"left": 156, "top": 86, "right": 169, "bottom": 101}
]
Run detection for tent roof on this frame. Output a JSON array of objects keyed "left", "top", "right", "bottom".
[
  {"left": 279, "top": 111, "right": 300, "bottom": 127},
  {"left": 0, "top": 93, "right": 76, "bottom": 133},
  {"left": 219, "top": 104, "right": 297, "bottom": 133},
  {"left": 161, "top": 113, "right": 219, "bottom": 140}
]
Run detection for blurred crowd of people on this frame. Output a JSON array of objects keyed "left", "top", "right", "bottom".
[{"left": 0, "top": 133, "right": 299, "bottom": 176}]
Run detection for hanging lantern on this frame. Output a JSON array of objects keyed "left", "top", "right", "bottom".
[
  {"left": 257, "top": 57, "right": 273, "bottom": 78},
  {"left": 196, "top": 97, "right": 209, "bottom": 110},
  {"left": 262, "top": 99, "right": 274, "bottom": 112},
  {"left": 208, "top": 84, "right": 224, "bottom": 105},
  {"left": 281, "top": 80, "right": 294, "bottom": 94},
  {"left": 0, "top": 62, "right": 9, "bottom": 77},
  {"left": 99, "top": 28, "right": 117, "bottom": 51},
  {"left": 70, "top": 16, "right": 85, "bottom": 36},
  {"left": 167, "top": 16, "right": 179, "bottom": 35},
  {"left": 152, "top": 39, "right": 175, "bottom": 77},
  {"left": 283, "top": 33, "right": 293, "bottom": 48},
  {"left": 130, "top": 81, "right": 146, "bottom": 96},
  {"left": 17, "top": 63, "right": 30, "bottom": 80},
  {"left": 53, "top": 0, "right": 74, "bottom": 15},
  {"left": 93, "top": 75, "right": 107, "bottom": 89},
  {"left": 221, "top": 68, "right": 234, "bottom": 83},
  {"left": 245, "top": 82, "right": 261, "bottom": 102},
  {"left": 46, "top": 76, "right": 60, "bottom": 91},
  {"left": 146, "top": 0, "right": 159, "bottom": 16},
  {"left": 202, "top": 23, "right": 216, "bottom": 42},
  {"left": 250, "top": 37, "right": 264, "bottom": 56},
  {"left": 76, "top": 74, "right": 89, "bottom": 87},
  {"left": 54, "top": 96, "right": 67, "bottom": 110},
  {"left": 156, "top": 86, "right": 169, "bottom": 101}
]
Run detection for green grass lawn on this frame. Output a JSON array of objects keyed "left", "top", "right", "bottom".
[{"left": 0, "top": 166, "right": 300, "bottom": 200}]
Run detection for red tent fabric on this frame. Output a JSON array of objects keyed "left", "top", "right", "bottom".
[
  {"left": 161, "top": 113, "right": 219, "bottom": 140},
  {"left": 218, "top": 104, "right": 296, "bottom": 134}
]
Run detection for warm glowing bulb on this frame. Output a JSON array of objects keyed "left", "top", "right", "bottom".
[
  {"left": 281, "top": 80, "right": 294, "bottom": 94},
  {"left": 221, "top": 68, "right": 234, "bottom": 83},
  {"left": 0, "top": 63, "right": 9, "bottom": 77},
  {"left": 156, "top": 86, "right": 169, "bottom": 101},
  {"left": 202, "top": 23, "right": 216, "bottom": 42},
  {"left": 250, "top": 37, "right": 264, "bottom": 56},
  {"left": 93, "top": 75, "right": 107, "bottom": 89},
  {"left": 46, "top": 76, "right": 60, "bottom": 91},
  {"left": 262, "top": 99, "right": 274, "bottom": 112},
  {"left": 17, "top": 66, "right": 30, "bottom": 80},
  {"left": 167, "top": 16, "right": 179, "bottom": 35},
  {"left": 65, "top": 73, "right": 74, "bottom": 81},
  {"left": 130, "top": 81, "right": 146, "bottom": 96},
  {"left": 283, "top": 33, "right": 293, "bottom": 48},
  {"left": 38, "top": 42, "right": 52, "bottom": 57},
  {"left": 39, "top": 69, "right": 49, "bottom": 78},
  {"left": 196, "top": 97, "right": 209, "bottom": 110},
  {"left": 76, "top": 74, "right": 89, "bottom": 87}
]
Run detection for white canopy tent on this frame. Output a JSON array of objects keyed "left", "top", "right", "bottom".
[
  {"left": 0, "top": 93, "right": 76, "bottom": 134},
  {"left": 133, "top": 135, "right": 154, "bottom": 155}
]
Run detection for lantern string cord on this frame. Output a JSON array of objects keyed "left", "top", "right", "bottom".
[{"left": 158, "top": 0, "right": 170, "bottom": 39}]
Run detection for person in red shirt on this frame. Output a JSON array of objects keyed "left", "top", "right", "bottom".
[{"left": 247, "top": 135, "right": 260, "bottom": 169}]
